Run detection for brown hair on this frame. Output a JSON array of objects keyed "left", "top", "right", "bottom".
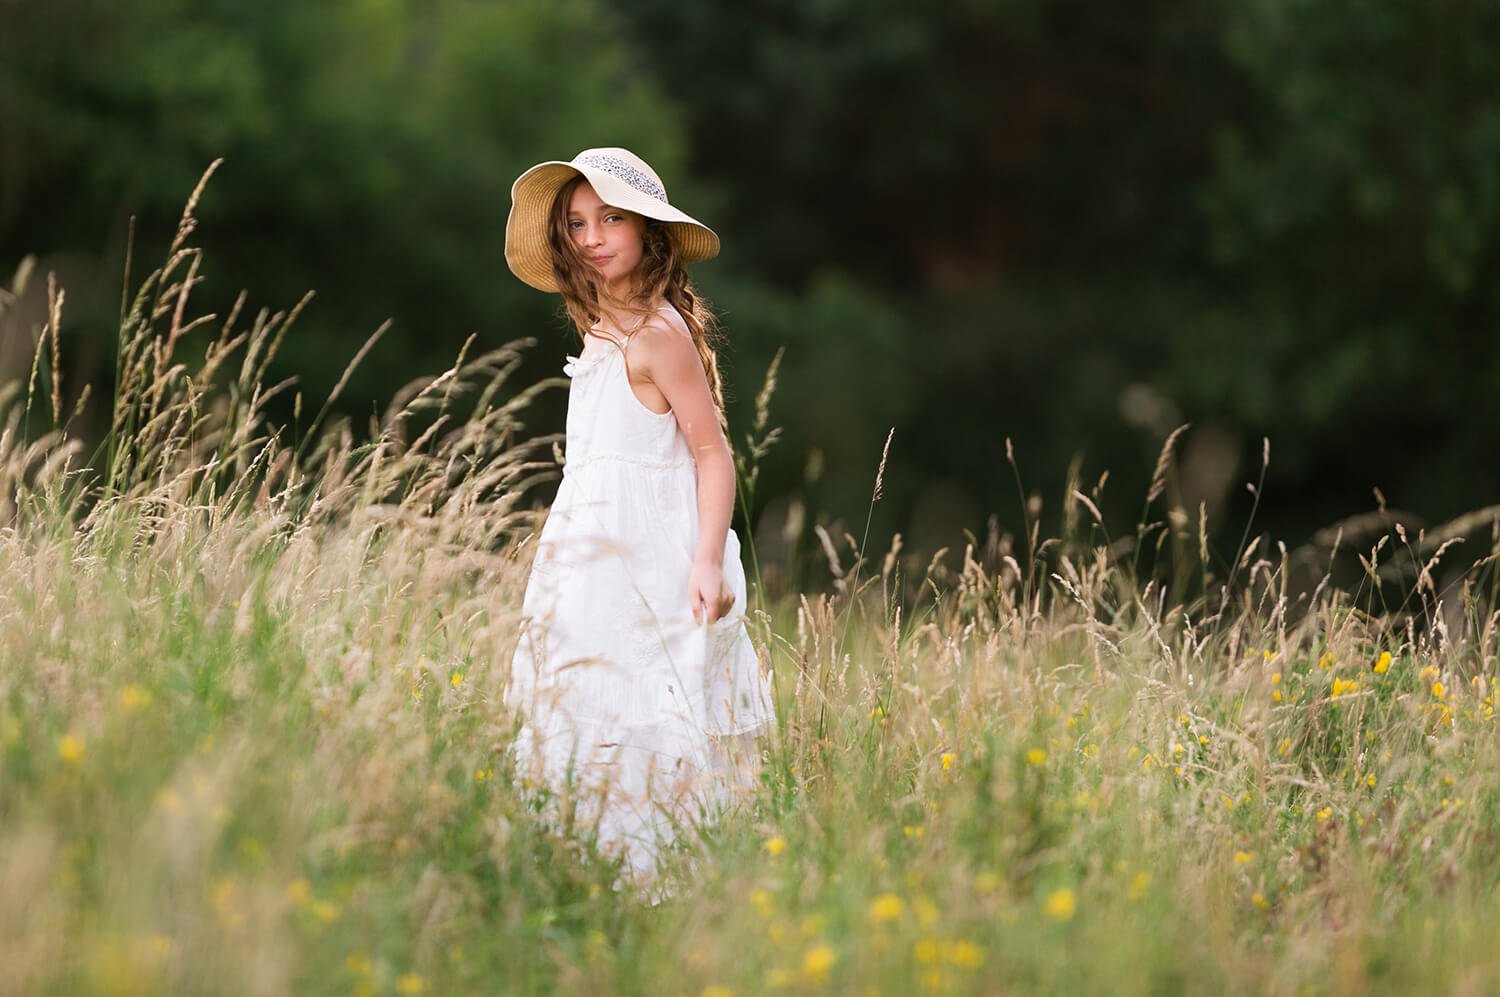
[{"left": 547, "top": 176, "right": 727, "bottom": 423}]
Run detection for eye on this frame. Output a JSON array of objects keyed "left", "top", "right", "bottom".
[
  {"left": 567, "top": 219, "right": 583, "bottom": 230},
  {"left": 605, "top": 213, "right": 624, "bottom": 223}
]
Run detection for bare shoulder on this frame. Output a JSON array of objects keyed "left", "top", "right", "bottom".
[{"left": 629, "top": 307, "right": 698, "bottom": 374}]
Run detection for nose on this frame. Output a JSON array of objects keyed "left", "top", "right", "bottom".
[{"left": 579, "top": 222, "right": 604, "bottom": 248}]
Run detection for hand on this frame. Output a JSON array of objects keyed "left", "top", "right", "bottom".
[{"left": 688, "top": 559, "right": 736, "bottom": 624}]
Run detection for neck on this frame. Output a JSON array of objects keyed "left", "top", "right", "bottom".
[{"left": 594, "top": 287, "right": 658, "bottom": 334}]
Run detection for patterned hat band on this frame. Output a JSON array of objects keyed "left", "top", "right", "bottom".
[{"left": 571, "top": 152, "right": 669, "bottom": 204}]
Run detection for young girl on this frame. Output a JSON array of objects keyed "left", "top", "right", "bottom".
[{"left": 503, "top": 148, "right": 775, "bottom": 886}]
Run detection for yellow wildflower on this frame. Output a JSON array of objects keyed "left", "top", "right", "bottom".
[
  {"left": 310, "top": 900, "right": 341, "bottom": 924},
  {"left": 750, "top": 889, "right": 773, "bottom": 917},
  {"left": 346, "top": 953, "right": 372, "bottom": 975},
  {"left": 1374, "top": 652, "right": 1391, "bottom": 674},
  {"left": 1233, "top": 851, "right": 1254, "bottom": 866},
  {"left": 1025, "top": 748, "right": 1047, "bottom": 766},
  {"left": 1366, "top": 772, "right": 1377, "bottom": 788},
  {"left": 57, "top": 734, "right": 85, "bottom": 765},
  {"left": 1044, "top": 888, "right": 1077, "bottom": 921},
  {"left": 1318, "top": 654, "right": 1334, "bottom": 671},
  {"left": 284, "top": 878, "right": 312, "bottom": 906},
  {"left": 940, "top": 752, "right": 955, "bottom": 771},
  {"left": 395, "top": 975, "right": 425, "bottom": 995},
  {"left": 801, "top": 944, "right": 835, "bottom": 980},
  {"left": 1330, "top": 678, "right": 1360, "bottom": 699},
  {"left": 868, "top": 894, "right": 904, "bottom": 924},
  {"left": 903, "top": 825, "right": 925, "bottom": 839},
  {"left": 1432, "top": 681, "right": 1446, "bottom": 702},
  {"left": 950, "top": 940, "right": 985, "bottom": 969},
  {"left": 450, "top": 672, "right": 464, "bottom": 687},
  {"left": 1251, "top": 892, "right": 1269, "bottom": 910},
  {"left": 764, "top": 835, "right": 787, "bottom": 857},
  {"left": 1127, "top": 871, "right": 1151, "bottom": 901},
  {"left": 120, "top": 684, "right": 151, "bottom": 713},
  {"left": 913, "top": 938, "right": 940, "bottom": 963},
  {"left": 1315, "top": 806, "right": 1332, "bottom": 821}
]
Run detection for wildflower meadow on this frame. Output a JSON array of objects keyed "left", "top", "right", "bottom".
[{"left": 3, "top": 180, "right": 1500, "bottom": 995}]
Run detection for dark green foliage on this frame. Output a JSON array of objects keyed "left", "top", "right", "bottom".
[
  {"left": 4, "top": 0, "right": 1499, "bottom": 559},
  {"left": 0, "top": 0, "right": 689, "bottom": 416}
]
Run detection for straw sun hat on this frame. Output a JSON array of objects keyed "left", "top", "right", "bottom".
[{"left": 505, "top": 147, "right": 719, "bottom": 292}]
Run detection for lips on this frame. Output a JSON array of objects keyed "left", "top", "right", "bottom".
[{"left": 589, "top": 255, "right": 612, "bottom": 265}]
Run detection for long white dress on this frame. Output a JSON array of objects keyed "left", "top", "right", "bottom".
[{"left": 506, "top": 313, "right": 776, "bottom": 882}]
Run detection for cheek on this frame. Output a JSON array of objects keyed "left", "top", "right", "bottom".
[
  {"left": 626, "top": 229, "right": 648, "bottom": 260},
  {"left": 609, "top": 235, "right": 639, "bottom": 263}
]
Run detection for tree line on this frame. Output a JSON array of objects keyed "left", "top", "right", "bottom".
[{"left": 4, "top": 0, "right": 1499, "bottom": 582}]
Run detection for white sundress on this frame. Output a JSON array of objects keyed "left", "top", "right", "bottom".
[{"left": 505, "top": 310, "right": 776, "bottom": 882}]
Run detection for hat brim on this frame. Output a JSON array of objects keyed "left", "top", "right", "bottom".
[{"left": 505, "top": 160, "right": 719, "bottom": 292}]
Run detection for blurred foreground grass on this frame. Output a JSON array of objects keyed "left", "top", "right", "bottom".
[{"left": 3, "top": 184, "right": 1500, "bottom": 995}]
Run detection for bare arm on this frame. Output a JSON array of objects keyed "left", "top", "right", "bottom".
[{"left": 631, "top": 318, "right": 736, "bottom": 622}]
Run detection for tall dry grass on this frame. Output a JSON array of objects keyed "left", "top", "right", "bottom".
[{"left": 2, "top": 173, "right": 1500, "bottom": 994}]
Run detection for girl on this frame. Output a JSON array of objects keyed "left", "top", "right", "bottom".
[{"left": 503, "top": 148, "right": 775, "bottom": 887}]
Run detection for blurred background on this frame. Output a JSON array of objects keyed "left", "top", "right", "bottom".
[{"left": 3, "top": 0, "right": 1498, "bottom": 591}]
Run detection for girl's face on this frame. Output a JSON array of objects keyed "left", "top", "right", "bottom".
[{"left": 566, "top": 181, "right": 647, "bottom": 293}]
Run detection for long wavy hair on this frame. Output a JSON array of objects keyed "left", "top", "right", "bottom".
[{"left": 547, "top": 176, "right": 726, "bottom": 423}]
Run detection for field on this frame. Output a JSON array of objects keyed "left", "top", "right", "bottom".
[{"left": 4, "top": 191, "right": 1500, "bottom": 995}]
